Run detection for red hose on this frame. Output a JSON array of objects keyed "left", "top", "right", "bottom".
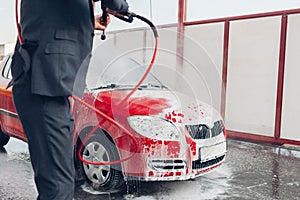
[
  {"left": 15, "top": 0, "right": 158, "bottom": 166},
  {"left": 16, "top": 0, "right": 24, "bottom": 45}
]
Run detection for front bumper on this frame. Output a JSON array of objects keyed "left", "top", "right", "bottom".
[{"left": 124, "top": 136, "right": 227, "bottom": 181}]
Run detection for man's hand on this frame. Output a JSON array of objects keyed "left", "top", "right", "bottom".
[{"left": 94, "top": 14, "right": 110, "bottom": 30}]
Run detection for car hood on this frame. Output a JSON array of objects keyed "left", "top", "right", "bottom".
[{"left": 92, "top": 89, "right": 221, "bottom": 127}]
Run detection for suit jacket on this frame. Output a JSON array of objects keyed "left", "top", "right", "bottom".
[{"left": 11, "top": 0, "right": 128, "bottom": 97}]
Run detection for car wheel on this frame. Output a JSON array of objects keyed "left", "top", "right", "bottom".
[
  {"left": 0, "top": 128, "right": 10, "bottom": 147},
  {"left": 78, "top": 130, "right": 125, "bottom": 192}
]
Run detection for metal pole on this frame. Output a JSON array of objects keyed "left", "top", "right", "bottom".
[{"left": 177, "top": 0, "right": 187, "bottom": 68}]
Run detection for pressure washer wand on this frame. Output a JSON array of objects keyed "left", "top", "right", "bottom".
[
  {"left": 100, "top": 2, "right": 108, "bottom": 40},
  {"left": 101, "top": 7, "right": 158, "bottom": 40},
  {"left": 100, "top": 6, "right": 134, "bottom": 40}
]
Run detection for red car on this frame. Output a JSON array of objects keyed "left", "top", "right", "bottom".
[{"left": 0, "top": 54, "right": 227, "bottom": 191}]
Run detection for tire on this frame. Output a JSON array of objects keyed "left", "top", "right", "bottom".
[
  {"left": 0, "top": 128, "right": 10, "bottom": 147},
  {"left": 126, "top": 180, "right": 142, "bottom": 195},
  {"left": 77, "top": 130, "right": 125, "bottom": 192}
]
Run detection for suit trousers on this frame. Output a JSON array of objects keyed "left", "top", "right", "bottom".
[{"left": 12, "top": 71, "right": 75, "bottom": 200}]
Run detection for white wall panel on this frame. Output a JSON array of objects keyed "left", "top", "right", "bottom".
[
  {"left": 225, "top": 16, "right": 281, "bottom": 136},
  {"left": 145, "top": 27, "right": 180, "bottom": 95},
  {"left": 281, "top": 14, "right": 300, "bottom": 141},
  {"left": 184, "top": 23, "right": 225, "bottom": 112}
]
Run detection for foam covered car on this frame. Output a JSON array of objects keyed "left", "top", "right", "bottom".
[{"left": 0, "top": 54, "right": 227, "bottom": 191}]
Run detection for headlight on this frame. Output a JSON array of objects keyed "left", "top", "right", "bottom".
[{"left": 127, "top": 115, "right": 180, "bottom": 141}]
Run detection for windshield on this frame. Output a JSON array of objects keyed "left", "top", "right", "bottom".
[{"left": 86, "top": 51, "right": 164, "bottom": 90}]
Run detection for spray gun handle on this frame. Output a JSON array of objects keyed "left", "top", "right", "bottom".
[
  {"left": 100, "top": 3, "right": 108, "bottom": 40},
  {"left": 100, "top": 4, "right": 135, "bottom": 40}
]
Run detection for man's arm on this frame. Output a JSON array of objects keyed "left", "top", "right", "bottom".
[
  {"left": 93, "top": 0, "right": 129, "bottom": 30},
  {"left": 93, "top": 0, "right": 110, "bottom": 30}
]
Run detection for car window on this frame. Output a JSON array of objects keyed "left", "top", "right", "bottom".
[
  {"left": 1, "top": 56, "right": 12, "bottom": 80},
  {"left": 87, "top": 57, "right": 164, "bottom": 89}
]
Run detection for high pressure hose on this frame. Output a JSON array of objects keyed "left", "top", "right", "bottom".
[
  {"left": 75, "top": 10, "right": 158, "bottom": 166},
  {"left": 15, "top": 1, "right": 158, "bottom": 166},
  {"left": 15, "top": 0, "right": 23, "bottom": 45}
]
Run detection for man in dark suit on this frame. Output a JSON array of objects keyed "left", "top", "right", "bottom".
[{"left": 10, "top": 0, "right": 129, "bottom": 199}]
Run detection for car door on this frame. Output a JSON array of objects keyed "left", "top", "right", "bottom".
[{"left": 0, "top": 55, "right": 26, "bottom": 140}]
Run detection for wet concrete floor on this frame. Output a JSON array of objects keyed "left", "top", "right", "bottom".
[{"left": 1, "top": 138, "right": 300, "bottom": 200}]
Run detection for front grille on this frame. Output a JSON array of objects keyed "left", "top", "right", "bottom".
[
  {"left": 211, "top": 120, "right": 224, "bottom": 137},
  {"left": 186, "top": 120, "right": 224, "bottom": 139},
  {"left": 192, "top": 155, "right": 225, "bottom": 169},
  {"left": 149, "top": 159, "right": 187, "bottom": 171}
]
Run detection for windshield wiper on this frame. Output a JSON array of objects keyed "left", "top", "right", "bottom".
[
  {"left": 89, "top": 84, "right": 117, "bottom": 91},
  {"left": 139, "top": 83, "right": 167, "bottom": 89},
  {"left": 89, "top": 83, "right": 167, "bottom": 91}
]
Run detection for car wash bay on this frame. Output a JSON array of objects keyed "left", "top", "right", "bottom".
[
  {"left": 1, "top": 138, "right": 300, "bottom": 200},
  {"left": 2, "top": 1, "right": 300, "bottom": 199}
]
